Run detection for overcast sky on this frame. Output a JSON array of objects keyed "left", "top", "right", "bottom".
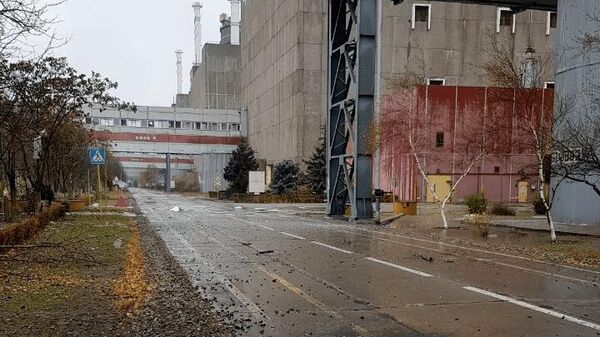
[{"left": 48, "top": 0, "right": 230, "bottom": 106}]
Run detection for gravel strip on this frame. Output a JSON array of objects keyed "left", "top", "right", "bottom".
[{"left": 122, "top": 199, "right": 233, "bottom": 337}]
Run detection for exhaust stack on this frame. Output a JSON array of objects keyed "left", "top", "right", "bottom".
[
  {"left": 229, "top": 0, "right": 240, "bottom": 45},
  {"left": 175, "top": 50, "right": 183, "bottom": 94},
  {"left": 193, "top": 2, "right": 203, "bottom": 64}
]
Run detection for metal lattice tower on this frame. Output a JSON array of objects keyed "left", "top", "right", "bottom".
[{"left": 327, "top": 0, "right": 377, "bottom": 219}]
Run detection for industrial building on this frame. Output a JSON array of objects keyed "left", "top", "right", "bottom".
[
  {"left": 240, "top": 0, "right": 556, "bottom": 166},
  {"left": 85, "top": 105, "right": 242, "bottom": 189},
  {"left": 178, "top": 1, "right": 242, "bottom": 111}
]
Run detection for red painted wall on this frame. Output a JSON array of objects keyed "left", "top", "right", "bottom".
[
  {"left": 380, "top": 86, "right": 554, "bottom": 203},
  {"left": 91, "top": 131, "right": 240, "bottom": 145}
]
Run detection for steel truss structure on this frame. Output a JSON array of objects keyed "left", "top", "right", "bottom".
[{"left": 327, "top": 0, "right": 377, "bottom": 219}]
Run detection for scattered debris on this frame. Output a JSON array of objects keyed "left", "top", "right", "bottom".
[
  {"left": 169, "top": 206, "right": 181, "bottom": 212},
  {"left": 90, "top": 203, "right": 100, "bottom": 208},
  {"left": 258, "top": 250, "right": 275, "bottom": 255},
  {"left": 241, "top": 242, "right": 253, "bottom": 247},
  {"left": 234, "top": 206, "right": 244, "bottom": 210}
]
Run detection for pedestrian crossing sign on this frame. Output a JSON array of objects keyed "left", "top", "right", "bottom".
[{"left": 89, "top": 148, "right": 106, "bottom": 165}]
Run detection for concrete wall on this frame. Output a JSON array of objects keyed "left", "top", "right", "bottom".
[
  {"left": 240, "top": 0, "right": 556, "bottom": 167},
  {"left": 379, "top": 1, "right": 555, "bottom": 88},
  {"left": 190, "top": 43, "right": 241, "bottom": 110},
  {"left": 552, "top": 0, "right": 600, "bottom": 225},
  {"left": 194, "top": 153, "right": 232, "bottom": 192},
  {"left": 240, "top": 0, "right": 327, "bottom": 165}
]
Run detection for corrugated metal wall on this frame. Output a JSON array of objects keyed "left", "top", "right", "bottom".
[
  {"left": 380, "top": 85, "right": 553, "bottom": 203},
  {"left": 194, "top": 153, "right": 232, "bottom": 192},
  {"left": 552, "top": 0, "right": 600, "bottom": 225}
]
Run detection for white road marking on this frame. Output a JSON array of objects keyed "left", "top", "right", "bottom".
[
  {"left": 279, "top": 232, "right": 306, "bottom": 240},
  {"left": 463, "top": 286, "right": 600, "bottom": 331},
  {"left": 365, "top": 257, "right": 434, "bottom": 278},
  {"left": 311, "top": 241, "right": 354, "bottom": 254},
  {"left": 257, "top": 224, "right": 276, "bottom": 231}
]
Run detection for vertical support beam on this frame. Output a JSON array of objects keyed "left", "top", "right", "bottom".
[
  {"left": 165, "top": 153, "right": 171, "bottom": 193},
  {"left": 327, "top": 0, "right": 377, "bottom": 219}
]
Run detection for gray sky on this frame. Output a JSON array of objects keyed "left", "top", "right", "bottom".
[{"left": 49, "top": 0, "right": 230, "bottom": 106}]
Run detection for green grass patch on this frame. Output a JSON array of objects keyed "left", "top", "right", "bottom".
[{"left": 0, "top": 213, "right": 134, "bottom": 315}]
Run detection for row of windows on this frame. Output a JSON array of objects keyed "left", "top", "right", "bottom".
[
  {"left": 411, "top": 5, "right": 557, "bottom": 35},
  {"left": 424, "top": 77, "right": 555, "bottom": 89},
  {"left": 86, "top": 117, "right": 241, "bottom": 131}
]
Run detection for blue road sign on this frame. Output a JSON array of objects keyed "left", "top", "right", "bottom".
[{"left": 89, "top": 148, "right": 106, "bottom": 165}]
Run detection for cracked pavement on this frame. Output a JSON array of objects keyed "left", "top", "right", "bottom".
[{"left": 132, "top": 188, "right": 600, "bottom": 337}]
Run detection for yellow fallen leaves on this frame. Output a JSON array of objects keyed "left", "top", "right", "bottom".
[{"left": 113, "top": 225, "right": 151, "bottom": 314}]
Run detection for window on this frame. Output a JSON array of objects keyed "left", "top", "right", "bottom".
[
  {"left": 544, "top": 82, "right": 555, "bottom": 89},
  {"left": 148, "top": 120, "right": 155, "bottom": 128},
  {"left": 121, "top": 119, "right": 127, "bottom": 126},
  {"left": 195, "top": 122, "right": 202, "bottom": 130},
  {"left": 231, "top": 123, "right": 240, "bottom": 131},
  {"left": 85, "top": 117, "right": 92, "bottom": 125},
  {"left": 546, "top": 12, "right": 557, "bottom": 35},
  {"left": 127, "top": 119, "right": 141, "bottom": 126},
  {"left": 494, "top": 166, "right": 501, "bottom": 173},
  {"left": 210, "top": 122, "right": 219, "bottom": 131},
  {"left": 175, "top": 121, "right": 182, "bottom": 129},
  {"left": 436, "top": 132, "right": 444, "bottom": 147},
  {"left": 497, "top": 7, "right": 515, "bottom": 34},
  {"left": 99, "top": 118, "right": 114, "bottom": 127},
  {"left": 183, "top": 121, "right": 193, "bottom": 129},
  {"left": 222, "top": 123, "right": 229, "bottom": 131},
  {"left": 427, "top": 78, "right": 446, "bottom": 86},
  {"left": 169, "top": 121, "right": 175, "bottom": 128},
  {"left": 412, "top": 4, "right": 431, "bottom": 30}
]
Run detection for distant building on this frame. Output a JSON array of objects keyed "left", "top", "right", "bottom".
[
  {"left": 240, "top": 0, "right": 556, "bottom": 168},
  {"left": 180, "top": 2, "right": 242, "bottom": 111},
  {"left": 85, "top": 105, "right": 242, "bottom": 185}
]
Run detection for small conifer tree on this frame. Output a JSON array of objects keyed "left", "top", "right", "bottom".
[
  {"left": 270, "top": 160, "right": 301, "bottom": 195},
  {"left": 302, "top": 135, "right": 326, "bottom": 196},
  {"left": 224, "top": 137, "right": 258, "bottom": 193}
]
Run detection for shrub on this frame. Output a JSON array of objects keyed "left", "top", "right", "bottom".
[
  {"left": 490, "top": 203, "right": 516, "bottom": 216},
  {"left": 464, "top": 193, "right": 487, "bottom": 214},
  {"left": 0, "top": 203, "right": 66, "bottom": 247},
  {"left": 533, "top": 197, "right": 547, "bottom": 215},
  {"left": 464, "top": 214, "right": 490, "bottom": 238}
]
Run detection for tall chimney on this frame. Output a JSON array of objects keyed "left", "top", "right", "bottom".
[
  {"left": 193, "top": 2, "right": 203, "bottom": 64},
  {"left": 175, "top": 50, "right": 183, "bottom": 94},
  {"left": 228, "top": 0, "right": 240, "bottom": 45}
]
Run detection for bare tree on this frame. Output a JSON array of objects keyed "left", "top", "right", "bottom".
[
  {"left": 481, "top": 35, "right": 560, "bottom": 242},
  {"left": 0, "top": 0, "right": 65, "bottom": 58}
]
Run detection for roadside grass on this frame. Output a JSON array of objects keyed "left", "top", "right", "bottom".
[
  {"left": 535, "top": 239, "right": 600, "bottom": 268},
  {"left": 0, "top": 212, "right": 147, "bottom": 334}
]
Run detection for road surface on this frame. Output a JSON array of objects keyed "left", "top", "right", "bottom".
[{"left": 132, "top": 189, "right": 600, "bottom": 337}]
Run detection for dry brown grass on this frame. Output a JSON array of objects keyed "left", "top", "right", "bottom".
[
  {"left": 464, "top": 214, "right": 491, "bottom": 238},
  {"left": 113, "top": 224, "right": 151, "bottom": 314}
]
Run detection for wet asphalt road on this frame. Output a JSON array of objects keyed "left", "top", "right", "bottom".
[{"left": 132, "top": 189, "right": 600, "bottom": 337}]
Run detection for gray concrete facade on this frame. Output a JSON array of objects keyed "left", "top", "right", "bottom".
[
  {"left": 552, "top": 0, "right": 600, "bottom": 225},
  {"left": 240, "top": 0, "right": 328, "bottom": 165},
  {"left": 241, "top": 0, "right": 556, "bottom": 166},
  {"left": 189, "top": 43, "right": 241, "bottom": 110}
]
